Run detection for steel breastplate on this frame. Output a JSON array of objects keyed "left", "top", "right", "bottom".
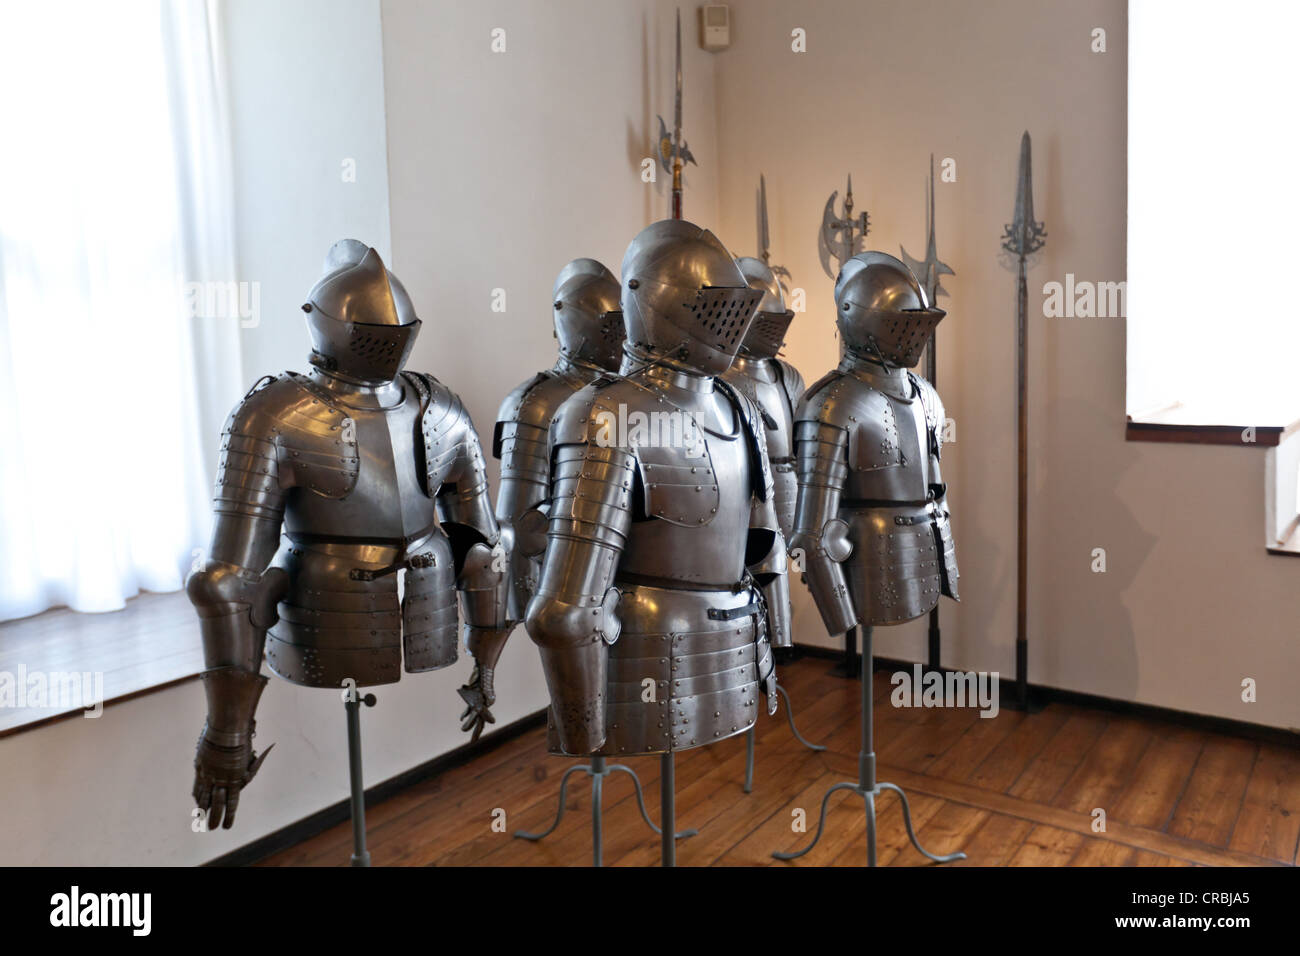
[
  {"left": 832, "top": 374, "right": 956, "bottom": 623},
  {"left": 617, "top": 415, "right": 752, "bottom": 589},
  {"left": 268, "top": 382, "right": 460, "bottom": 688},
  {"left": 840, "top": 385, "right": 936, "bottom": 505},
  {"left": 281, "top": 386, "right": 435, "bottom": 542}
]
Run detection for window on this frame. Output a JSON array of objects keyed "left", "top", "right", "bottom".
[
  {"left": 1127, "top": 0, "right": 1300, "bottom": 429},
  {"left": 0, "top": 1, "right": 243, "bottom": 620}
]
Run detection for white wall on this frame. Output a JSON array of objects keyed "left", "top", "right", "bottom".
[
  {"left": 224, "top": 0, "right": 394, "bottom": 378},
  {"left": 713, "top": 0, "right": 1298, "bottom": 732}
]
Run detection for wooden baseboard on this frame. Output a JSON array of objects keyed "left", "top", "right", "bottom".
[{"left": 796, "top": 643, "right": 1300, "bottom": 748}]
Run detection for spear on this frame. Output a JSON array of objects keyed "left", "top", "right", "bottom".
[
  {"left": 901, "top": 154, "right": 954, "bottom": 382},
  {"left": 1001, "top": 131, "right": 1046, "bottom": 711},
  {"left": 758, "top": 174, "right": 791, "bottom": 290},
  {"left": 656, "top": 9, "right": 695, "bottom": 220},
  {"left": 900, "top": 153, "right": 955, "bottom": 675}
]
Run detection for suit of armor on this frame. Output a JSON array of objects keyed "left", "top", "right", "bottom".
[
  {"left": 792, "top": 252, "right": 958, "bottom": 635},
  {"left": 718, "top": 257, "right": 804, "bottom": 648},
  {"left": 526, "top": 220, "right": 787, "bottom": 756},
  {"left": 493, "top": 259, "right": 624, "bottom": 623},
  {"left": 186, "top": 240, "right": 509, "bottom": 829}
]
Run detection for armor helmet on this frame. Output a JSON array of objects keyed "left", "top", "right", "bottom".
[
  {"left": 735, "top": 256, "right": 794, "bottom": 359},
  {"left": 552, "top": 258, "right": 625, "bottom": 372},
  {"left": 302, "top": 239, "right": 421, "bottom": 385},
  {"left": 834, "top": 251, "right": 944, "bottom": 369},
  {"left": 620, "top": 219, "right": 764, "bottom": 376}
]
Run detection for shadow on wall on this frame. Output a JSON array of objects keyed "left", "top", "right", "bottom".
[{"left": 1037, "top": 395, "right": 1153, "bottom": 699}]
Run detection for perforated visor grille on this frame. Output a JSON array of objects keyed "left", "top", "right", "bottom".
[
  {"left": 743, "top": 310, "right": 794, "bottom": 357},
  {"left": 686, "top": 286, "right": 764, "bottom": 353},
  {"left": 874, "top": 310, "right": 943, "bottom": 366}
]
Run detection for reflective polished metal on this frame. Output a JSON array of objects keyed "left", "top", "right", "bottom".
[
  {"left": 187, "top": 240, "right": 510, "bottom": 830},
  {"left": 525, "top": 219, "right": 786, "bottom": 758},
  {"left": 833, "top": 251, "right": 946, "bottom": 371},
  {"left": 721, "top": 256, "right": 801, "bottom": 648},
  {"left": 775, "top": 251, "right": 964, "bottom": 868},
  {"left": 493, "top": 258, "right": 624, "bottom": 622},
  {"left": 792, "top": 251, "right": 958, "bottom": 635}
]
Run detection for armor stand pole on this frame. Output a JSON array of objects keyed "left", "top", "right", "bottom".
[
  {"left": 514, "top": 756, "right": 698, "bottom": 866},
  {"left": 742, "top": 684, "right": 828, "bottom": 793},
  {"left": 926, "top": 331, "right": 942, "bottom": 676},
  {"left": 344, "top": 691, "right": 377, "bottom": 867},
  {"left": 772, "top": 627, "right": 966, "bottom": 866}
]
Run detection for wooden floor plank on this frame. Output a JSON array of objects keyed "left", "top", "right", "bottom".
[
  {"left": 255, "top": 657, "right": 1295, "bottom": 868},
  {"left": 1227, "top": 742, "right": 1300, "bottom": 864},
  {"left": 1009, "top": 824, "right": 1086, "bottom": 866},
  {"left": 1167, "top": 736, "right": 1258, "bottom": 847},
  {"left": 1053, "top": 715, "right": 1157, "bottom": 815},
  {"left": 1007, "top": 710, "right": 1109, "bottom": 804},
  {"left": 1111, "top": 725, "right": 1205, "bottom": 830}
]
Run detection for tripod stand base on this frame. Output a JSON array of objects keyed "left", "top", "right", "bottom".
[
  {"left": 772, "top": 778, "right": 966, "bottom": 866},
  {"left": 514, "top": 755, "right": 697, "bottom": 866},
  {"left": 744, "top": 684, "right": 828, "bottom": 793},
  {"left": 774, "top": 625, "right": 966, "bottom": 866}
]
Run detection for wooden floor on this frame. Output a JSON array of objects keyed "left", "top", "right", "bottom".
[{"left": 260, "top": 657, "right": 1300, "bottom": 867}]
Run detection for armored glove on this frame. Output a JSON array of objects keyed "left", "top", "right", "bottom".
[
  {"left": 457, "top": 627, "right": 509, "bottom": 742},
  {"left": 193, "top": 731, "right": 273, "bottom": 831},
  {"left": 192, "top": 666, "right": 273, "bottom": 830}
]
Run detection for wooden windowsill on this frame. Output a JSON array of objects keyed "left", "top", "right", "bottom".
[
  {"left": 0, "top": 590, "right": 203, "bottom": 739},
  {"left": 1267, "top": 523, "right": 1300, "bottom": 558},
  {"left": 1126, "top": 410, "right": 1300, "bottom": 447}
]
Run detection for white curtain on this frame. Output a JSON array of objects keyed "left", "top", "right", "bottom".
[{"left": 0, "top": 0, "right": 244, "bottom": 619}]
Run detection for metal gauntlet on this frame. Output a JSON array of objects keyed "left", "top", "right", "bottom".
[{"left": 193, "top": 666, "right": 273, "bottom": 829}]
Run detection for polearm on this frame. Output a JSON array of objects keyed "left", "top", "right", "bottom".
[
  {"left": 818, "top": 174, "right": 870, "bottom": 279},
  {"left": 1001, "top": 131, "right": 1046, "bottom": 710},
  {"left": 758, "top": 174, "right": 792, "bottom": 289},
  {"left": 900, "top": 153, "right": 954, "bottom": 675},
  {"left": 656, "top": 9, "right": 695, "bottom": 220}
]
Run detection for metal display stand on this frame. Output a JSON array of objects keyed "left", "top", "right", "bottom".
[
  {"left": 772, "top": 626, "right": 966, "bottom": 866},
  {"left": 743, "top": 684, "right": 827, "bottom": 793},
  {"left": 515, "top": 753, "right": 696, "bottom": 867},
  {"left": 343, "top": 689, "right": 377, "bottom": 867}
]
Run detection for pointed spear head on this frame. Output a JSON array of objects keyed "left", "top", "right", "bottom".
[
  {"left": 1002, "top": 131, "right": 1046, "bottom": 258},
  {"left": 900, "top": 152, "right": 954, "bottom": 303}
]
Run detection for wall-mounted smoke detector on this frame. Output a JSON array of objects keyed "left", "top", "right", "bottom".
[{"left": 699, "top": 4, "right": 730, "bottom": 52}]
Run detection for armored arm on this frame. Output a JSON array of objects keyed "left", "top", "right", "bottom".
[
  {"left": 524, "top": 394, "right": 632, "bottom": 754},
  {"left": 436, "top": 408, "right": 512, "bottom": 736},
  {"left": 492, "top": 374, "right": 554, "bottom": 624},
  {"left": 790, "top": 415, "right": 858, "bottom": 636},
  {"left": 186, "top": 380, "right": 293, "bottom": 829}
]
